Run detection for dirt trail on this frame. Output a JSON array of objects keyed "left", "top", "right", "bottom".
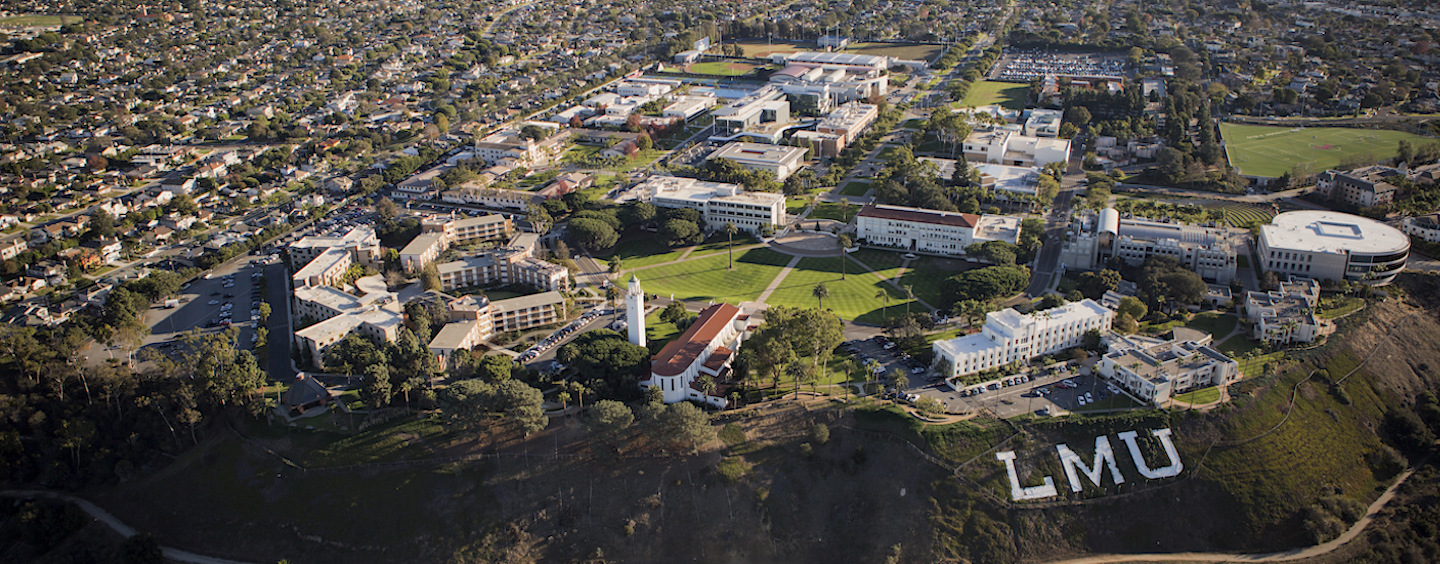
[
  {"left": 1041, "top": 466, "right": 1414, "bottom": 564},
  {"left": 0, "top": 490, "right": 259, "bottom": 564}
]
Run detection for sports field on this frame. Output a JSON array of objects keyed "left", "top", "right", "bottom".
[
  {"left": 843, "top": 42, "right": 944, "bottom": 62},
  {"left": 958, "top": 80, "right": 1028, "bottom": 110},
  {"left": 733, "top": 39, "right": 809, "bottom": 58},
  {"left": 0, "top": 15, "right": 78, "bottom": 26},
  {"left": 687, "top": 61, "right": 759, "bottom": 76},
  {"left": 1220, "top": 123, "right": 1429, "bottom": 178}
]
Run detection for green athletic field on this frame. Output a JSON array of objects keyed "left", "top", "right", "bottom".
[
  {"left": 959, "top": 80, "right": 1028, "bottom": 110},
  {"left": 687, "top": 61, "right": 758, "bottom": 77},
  {"left": 1220, "top": 123, "right": 1428, "bottom": 178}
]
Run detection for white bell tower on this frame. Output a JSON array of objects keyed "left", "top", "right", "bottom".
[{"left": 626, "top": 275, "right": 645, "bottom": 348}]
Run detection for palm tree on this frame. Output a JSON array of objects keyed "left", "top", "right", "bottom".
[
  {"left": 609, "top": 258, "right": 623, "bottom": 276},
  {"left": 698, "top": 374, "right": 717, "bottom": 399},
  {"left": 813, "top": 282, "right": 830, "bottom": 310},
  {"left": 903, "top": 284, "right": 915, "bottom": 316},
  {"left": 876, "top": 289, "right": 891, "bottom": 318},
  {"left": 724, "top": 222, "right": 738, "bottom": 270},
  {"left": 837, "top": 233, "right": 853, "bottom": 280},
  {"left": 557, "top": 391, "right": 571, "bottom": 414},
  {"left": 606, "top": 285, "right": 621, "bottom": 311}
]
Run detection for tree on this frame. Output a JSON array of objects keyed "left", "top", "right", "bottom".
[
  {"left": 376, "top": 197, "right": 399, "bottom": 220},
  {"left": 837, "top": 233, "right": 853, "bottom": 280},
  {"left": 1067, "top": 106, "right": 1092, "bottom": 126},
  {"left": 476, "top": 354, "right": 513, "bottom": 382},
  {"left": 420, "top": 262, "right": 440, "bottom": 290},
  {"left": 659, "top": 302, "right": 688, "bottom": 324},
  {"left": 650, "top": 402, "right": 714, "bottom": 451},
  {"left": 526, "top": 203, "right": 552, "bottom": 235},
  {"left": 258, "top": 302, "right": 272, "bottom": 324},
  {"left": 569, "top": 217, "right": 619, "bottom": 250},
  {"left": 361, "top": 364, "right": 391, "bottom": 407},
  {"left": 724, "top": 222, "right": 738, "bottom": 270},
  {"left": 585, "top": 399, "right": 634, "bottom": 448},
  {"left": 813, "top": 282, "right": 830, "bottom": 310},
  {"left": 660, "top": 218, "right": 700, "bottom": 247},
  {"left": 876, "top": 289, "right": 891, "bottom": 318},
  {"left": 1078, "top": 269, "right": 1121, "bottom": 300},
  {"left": 1116, "top": 296, "right": 1148, "bottom": 322},
  {"left": 87, "top": 210, "right": 116, "bottom": 240},
  {"left": 943, "top": 266, "right": 1030, "bottom": 305}
]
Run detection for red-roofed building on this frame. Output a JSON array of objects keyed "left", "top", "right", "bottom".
[
  {"left": 641, "top": 302, "right": 751, "bottom": 408},
  {"left": 855, "top": 203, "right": 1022, "bottom": 256}
]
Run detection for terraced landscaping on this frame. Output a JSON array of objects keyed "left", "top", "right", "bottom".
[{"left": 1203, "top": 201, "right": 1276, "bottom": 228}]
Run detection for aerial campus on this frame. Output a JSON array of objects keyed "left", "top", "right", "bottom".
[{"left": 4, "top": 0, "right": 1440, "bottom": 562}]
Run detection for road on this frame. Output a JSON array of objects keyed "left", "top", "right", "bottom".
[{"left": 0, "top": 490, "right": 259, "bottom": 564}]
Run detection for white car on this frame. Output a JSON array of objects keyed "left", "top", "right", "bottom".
[{"left": 208, "top": 300, "right": 220, "bottom": 305}]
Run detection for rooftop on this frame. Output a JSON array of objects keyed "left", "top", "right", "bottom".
[
  {"left": 709, "top": 142, "right": 806, "bottom": 165},
  {"left": 293, "top": 247, "right": 351, "bottom": 282},
  {"left": 1261, "top": 211, "right": 1409, "bottom": 255},
  {"left": 857, "top": 203, "right": 980, "bottom": 228},
  {"left": 491, "top": 290, "right": 565, "bottom": 313},
  {"left": 430, "top": 320, "right": 480, "bottom": 349},
  {"left": 652, "top": 303, "right": 740, "bottom": 377}
]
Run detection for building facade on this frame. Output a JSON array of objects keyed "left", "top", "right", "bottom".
[
  {"left": 1258, "top": 211, "right": 1408, "bottom": 285},
  {"left": 635, "top": 176, "right": 786, "bottom": 234},
  {"left": 1244, "top": 276, "right": 1332, "bottom": 344},
  {"left": 855, "top": 203, "right": 1022, "bottom": 256},
  {"left": 640, "top": 303, "right": 753, "bottom": 409},
  {"left": 707, "top": 142, "right": 807, "bottom": 181},
  {"left": 934, "top": 299, "right": 1114, "bottom": 379},
  {"left": 1097, "top": 330, "right": 1239, "bottom": 407}
]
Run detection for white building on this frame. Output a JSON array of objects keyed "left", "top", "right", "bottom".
[
  {"left": 1023, "top": 109, "right": 1063, "bottom": 138},
  {"left": 1097, "top": 329, "right": 1239, "bottom": 406},
  {"left": 1258, "top": 211, "right": 1408, "bottom": 285},
  {"left": 707, "top": 142, "right": 808, "bottom": 181},
  {"left": 1316, "top": 167, "right": 1400, "bottom": 209},
  {"left": 855, "top": 203, "right": 1022, "bottom": 256},
  {"left": 1402, "top": 214, "right": 1440, "bottom": 243},
  {"left": 434, "top": 232, "right": 569, "bottom": 292},
  {"left": 290, "top": 225, "right": 383, "bottom": 271},
  {"left": 1244, "top": 276, "right": 1332, "bottom": 345},
  {"left": 428, "top": 292, "right": 567, "bottom": 368},
  {"left": 963, "top": 129, "right": 1071, "bottom": 168},
  {"left": 1060, "top": 209, "right": 1237, "bottom": 284},
  {"left": 934, "top": 300, "right": 1114, "bottom": 379},
  {"left": 634, "top": 176, "right": 786, "bottom": 233},
  {"left": 796, "top": 102, "right": 878, "bottom": 157},
  {"left": 640, "top": 303, "right": 754, "bottom": 408},
  {"left": 292, "top": 277, "right": 405, "bottom": 369}
]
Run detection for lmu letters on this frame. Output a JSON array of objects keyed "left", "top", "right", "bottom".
[{"left": 995, "top": 428, "right": 1183, "bottom": 501}]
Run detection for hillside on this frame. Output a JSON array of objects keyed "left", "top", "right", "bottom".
[{"left": 24, "top": 274, "right": 1440, "bottom": 564}]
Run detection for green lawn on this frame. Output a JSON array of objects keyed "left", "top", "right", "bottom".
[
  {"left": 786, "top": 196, "right": 811, "bottom": 217},
  {"left": 838, "top": 179, "right": 872, "bottom": 196},
  {"left": 843, "top": 42, "right": 944, "bottom": 61},
  {"left": 809, "top": 201, "right": 859, "bottom": 223},
  {"left": 645, "top": 309, "right": 683, "bottom": 354},
  {"left": 633, "top": 247, "right": 792, "bottom": 304},
  {"left": 1217, "top": 336, "right": 1284, "bottom": 378},
  {"left": 959, "top": 80, "right": 1029, "bottom": 110},
  {"left": 1220, "top": 123, "right": 1430, "bottom": 178},
  {"left": 688, "top": 61, "right": 759, "bottom": 76},
  {"left": 764, "top": 256, "right": 912, "bottom": 324},
  {"left": 1186, "top": 312, "right": 1239, "bottom": 338},
  {"left": 0, "top": 15, "right": 78, "bottom": 26},
  {"left": 1173, "top": 386, "right": 1221, "bottom": 404},
  {"left": 897, "top": 255, "right": 968, "bottom": 309},
  {"left": 688, "top": 232, "right": 762, "bottom": 258},
  {"left": 1320, "top": 296, "right": 1365, "bottom": 319},
  {"left": 597, "top": 237, "right": 687, "bottom": 270}
]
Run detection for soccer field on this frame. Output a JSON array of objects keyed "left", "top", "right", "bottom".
[
  {"left": 1220, "top": 123, "right": 1428, "bottom": 178},
  {"left": 687, "top": 61, "right": 759, "bottom": 76}
]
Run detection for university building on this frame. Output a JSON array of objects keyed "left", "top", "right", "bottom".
[
  {"left": 635, "top": 175, "right": 786, "bottom": 234},
  {"left": 855, "top": 203, "right": 1022, "bottom": 256},
  {"left": 934, "top": 300, "right": 1114, "bottom": 379}
]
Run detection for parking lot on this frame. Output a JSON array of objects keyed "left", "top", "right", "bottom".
[{"left": 924, "top": 363, "right": 1143, "bottom": 418}]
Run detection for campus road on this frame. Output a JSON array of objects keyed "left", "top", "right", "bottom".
[{"left": 0, "top": 490, "right": 259, "bottom": 564}]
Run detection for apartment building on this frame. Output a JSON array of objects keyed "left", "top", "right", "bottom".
[
  {"left": 1244, "top": 276, "right": 1333, "bottom": 345},
  {"left": 1098, "top": 329, "right": 1239, "bottom": 407},
  {"left": 1316, "top": 167, "right": 1400, "bottom": 208}
]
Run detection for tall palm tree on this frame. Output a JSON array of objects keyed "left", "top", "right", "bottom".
[
  {"left": 837, "top": 233, "right": 853, "bottom": 280},
  {"left": 813, "top": 282, "right": 830, "bottom": 310},
  {"left": 698, "top": 374, "right": 717, "bottom": 399},
  {"left": 876, "top": 289, "right": 891, "bottom": 319},
  {"left": 903, "top": 284, "right": 915, "bottom": 316},
  {"left": 724, "top": 222, "right": 738, "bottom": 270}
]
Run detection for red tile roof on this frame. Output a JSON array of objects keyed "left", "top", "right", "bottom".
[
  {"left": 651, "top": 303, "right": 740, "bottom": 377},
  {"left": 856, "top": 204, "right": 980, "bottom": 228}
]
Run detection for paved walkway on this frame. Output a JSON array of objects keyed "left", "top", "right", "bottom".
[
  {"left": 754, "top": 255, "right": 803, "bottom": 304},
  {"left": 620, "top": 243, "right": 768, "bottom": 274},
  {"left": 0, "top": 490, "right": 258, "bottom": 564},
  {"left": 847, "top": 253, "right": 940, "bottom": 314}
]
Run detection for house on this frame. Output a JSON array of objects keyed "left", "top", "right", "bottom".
[{"left": 281, "top": 373, "right": 333, "bottom": 416}]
